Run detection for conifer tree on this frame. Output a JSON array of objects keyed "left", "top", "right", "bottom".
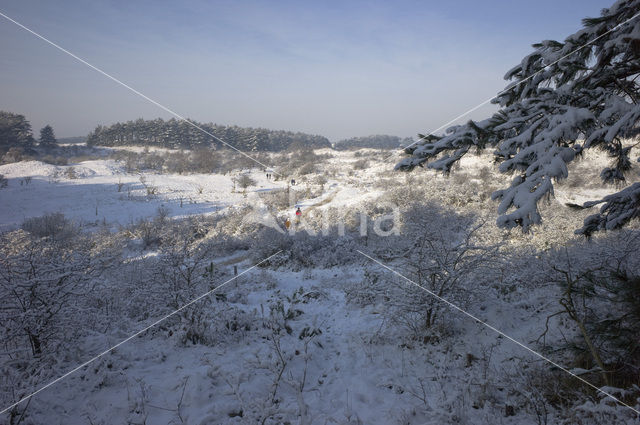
[
  {"left": 39, "top": 124, "right": 57, "bottom": 148},
  {"left": 0, "top": 111, "right": 35, "bottom": 151},
  {"left": 397, "top": 0, "right": 640, "bottom": 236}
]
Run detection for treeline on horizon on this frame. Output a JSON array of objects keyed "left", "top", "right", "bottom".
[
  {"left": 2, "top": 110, "right": 413, "bottom": 154},
  {"left": 87, "top": 121, "right": 414, "bottom": 151},
  {"left": 333, "top": 134, "right": 413, "bottom": 150},
  {"left": 86, "top": 118, "right": 332, "bottom": 151}
]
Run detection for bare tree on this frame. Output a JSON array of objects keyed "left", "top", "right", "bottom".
[
  {"left": 358, "top": 203, "right": 500, "bottom": 339},
  {"left": 155, "top": 233, "right": 219, "bottom": 345},
  {"left": 401, "top": 206, "right": 498, "bottom": 330}
]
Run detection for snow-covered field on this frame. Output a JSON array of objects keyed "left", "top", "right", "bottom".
[
  {"left": 0, "top": 147, "right": 625, "bottom": 233},
  {"left": 0, "top": 158, "right": 284, "bottom": 232},
  {"left": 1, "top": 146, "right": 639, "bottom": 425}
]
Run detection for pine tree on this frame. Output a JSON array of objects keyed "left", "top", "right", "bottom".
[
  {"left": 397, "top": 0, "right": 640, "bottom": 236},
  {"left": 39, "top": 124, "right": 57, "bottom": 148},
  {"left": 0, "top": 111, "right": 35, "bottom": 151}
]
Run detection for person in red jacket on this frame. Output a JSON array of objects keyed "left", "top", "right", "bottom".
[{"left": 295, "top": 207, "right": 302, "bottom": 224}]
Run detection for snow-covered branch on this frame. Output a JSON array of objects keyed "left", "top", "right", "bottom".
[{"left": 397, "top": 0, "right": 640, "bottom": 233}]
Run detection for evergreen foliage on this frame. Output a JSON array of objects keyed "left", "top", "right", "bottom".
[
  {"left": 397, "top": 0, "right": 640, "bottom": 235},
  {"left": 0, "top": 111, "right": 35, "bottom": 152},
  {"left": 86, "top": 117, "right": 331, "bottom": 151},
  {"left": 39, "top": 124, "right": 57, "bottom": 148}
]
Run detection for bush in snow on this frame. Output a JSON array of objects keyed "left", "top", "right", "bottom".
[
  {"left": 259, "top": 188, "right": 291, "bottom": 211},
  {"left": 236, "top": 173, "right": 257, "bottom": 190},
  {"left": 249, "top": 226, "right": 362, "bottom": 270},
  {"left": 21, "top": 212, "right": 79, "bottom": 244},
  {"left": 64, "top": 166, "right": 77, "bottom": 179},
  {"left": 1, "top": 147, "right": 30, "bottom": 164},
  {"left": 350, "top": 203, "right": 500, "bottom": 341},
  {"left": 189, "top": 147, "right": 220, "bottom": 172},
  {"left": 344, "top": 268, "right": 390, "bottom": 308},
  {"left": 140, "top": 151, "right": 166, "bottom": 171},
  {"left": 130, "top": 217, "right": 163, "bottom": 248},
  {"left": 40, "top": 154, "right": 68, "bottom": 166},
  {"left": 0, "top": 230, "right": 115, "bottom": 359},
  {"left": 153, "top": 231, "right": 256, "bottom": 346},
  {"left": 352, "top": 158, "right": 369, "bottom": 170},
  {"left": 297, "top": 162, "right": 316, "bottom": 175}
]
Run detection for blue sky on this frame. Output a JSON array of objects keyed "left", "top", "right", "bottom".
[{"left": 0, "top": 0, "right": 614, "bottom": 140}]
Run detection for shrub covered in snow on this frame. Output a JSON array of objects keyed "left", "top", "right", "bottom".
[{"left": 21, "top": 212, "right": 79, "bottom": 243}]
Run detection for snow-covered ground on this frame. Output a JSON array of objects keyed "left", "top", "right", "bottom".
[
  {"left": 0, "top": 149, "right": 396, "bottom": 234},
  {"left": 30, "top": 265, "right": 565, "bottom": 425},
  {"left": 1, "top": 146, "right": 639, "bottom": 424},
  {"left": 0, "top": 147, "right": 624, "bottom": 233},
  {"left": 0, "top": 159, "right": 284, "bottom": 232}
]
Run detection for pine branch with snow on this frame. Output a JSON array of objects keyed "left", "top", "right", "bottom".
[{"left": 397, "top": 0, "right": 640, "bottom": 233}]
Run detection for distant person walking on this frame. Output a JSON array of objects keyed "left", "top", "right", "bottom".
[{"left": 295, "top": 207, "right": 302, "bottom": 223}]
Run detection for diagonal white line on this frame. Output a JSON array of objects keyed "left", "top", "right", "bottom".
[
  {"left": 0, "top": 250, "right": 282, "bottom": 415},
  {"left": 0, "top": 10, "right": 281, "bottom": 176},
  {"left": 356, "top": 249, "right": 640, "bottom": 416},
  {"left": 398, "top": 10, "right": 640, "bottom": 153}
]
